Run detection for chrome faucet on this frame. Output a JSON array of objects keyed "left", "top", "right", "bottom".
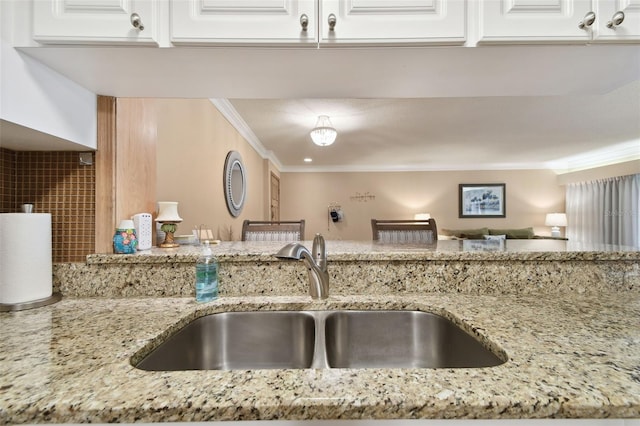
[{"left": 275, "top": 234, "right": 329, "bottom": 299}]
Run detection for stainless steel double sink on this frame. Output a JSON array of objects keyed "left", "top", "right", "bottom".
[{"left": 135, "top": 310, "right": 505, "bottom": 371}]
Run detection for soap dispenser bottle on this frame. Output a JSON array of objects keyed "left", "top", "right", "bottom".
[{"left": 195, "top": 241, "right": 218, "bottom": 302}]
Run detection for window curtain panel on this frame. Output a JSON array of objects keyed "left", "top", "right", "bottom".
[{"left": 566, "top": 174, "right": 639, "bottom": 247}]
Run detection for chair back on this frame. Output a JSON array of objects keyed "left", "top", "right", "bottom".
[
  {"left": 241, "top": 220, "right": 305, "bottom": 242},
  {"left": 371, "top": 219, "right": 438, "bottom": 244}
]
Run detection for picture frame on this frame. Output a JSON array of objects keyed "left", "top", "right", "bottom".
[{"left": 459, "top": 183, "right": 506, "bottom": 218}]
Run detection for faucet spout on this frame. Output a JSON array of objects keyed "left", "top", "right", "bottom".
[{"left": 275, "top": 234, "right": 329, "bottom": 300}]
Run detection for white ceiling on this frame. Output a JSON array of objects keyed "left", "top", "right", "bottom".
[
  {"left": 227, "top": 82, "right": 640, "bottom": 172},
  {"left": 8, "top": 44, "right": 640, "bottom": 171}
]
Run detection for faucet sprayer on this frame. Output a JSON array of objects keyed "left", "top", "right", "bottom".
[{"left": 275, "top": 234, "right": 329, "bottom": 299}]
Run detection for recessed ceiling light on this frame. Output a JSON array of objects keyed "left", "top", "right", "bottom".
[{"left": 304, "top": 158, "right": 313, "bottom": 163}]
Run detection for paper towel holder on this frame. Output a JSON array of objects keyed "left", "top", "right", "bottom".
[
  {"left": 1, "top": 212, "right": 61, "bottom": 312},
  {"left": 0, "top": 292, "right": 62, "bottom": 312}
]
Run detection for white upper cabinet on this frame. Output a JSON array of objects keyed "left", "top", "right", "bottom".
[
  {"left": 25, "top": 0, "right": 639, "bottom": 46},
  {"left": 592, "top": 0, "right": 640, "bottom": 42},
  {"left": 170, "top": 0, "right": 318, "bottom": 46},
  {"left": 478, "top": 0, "right": 593, "bottom": 43},
  {"left": 319, "top": 0, "right": 466, "bottom": 45},
  {"left": 478, "top": 0, "right": 640, "bottom": 44},
  {"left": 33, "top": 0, "right": 159, "bottom": 45}
]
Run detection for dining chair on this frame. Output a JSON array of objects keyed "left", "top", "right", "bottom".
[
  {"left": 241, "top": 220, "right": 305, "bottom": 242},
  {"left": 371, "top": 218, "right": 438, "bottom": 244}
]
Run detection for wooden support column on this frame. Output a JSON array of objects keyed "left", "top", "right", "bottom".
[
  {"left": 95, "top": 96, "right": 157, "bottom": 254},
  {"left": 95, "top": 96, "right": 117, "bottom": 254}
]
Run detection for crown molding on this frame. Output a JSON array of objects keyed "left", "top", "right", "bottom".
[
  {"left": 550, "top": 140, "right": 640, "bottom": 174},
  {"left": 281, "top": 162, "right": 555, "bottom": 173},
  {"left": 209, "top": 99, "right": 283, "bottom": 171}
]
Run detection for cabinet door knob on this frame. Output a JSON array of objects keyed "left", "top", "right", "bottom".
[
  {"left": 130, "top": 13, "right": 145, "bottom": 31},
  {"left": 300, "top": 14, "right": 309, "bottom": 31},
  {"left": 578, "top": 11, "right": 596, "bottom": 29},
  {"left": 606, "top": 11, "right": 625, "bottom": 28},
  {"left": 328, "top": 13, "right": 337, "bottom": 31}
]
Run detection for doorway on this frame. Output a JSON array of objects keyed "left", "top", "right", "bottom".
[{"left": 270, "top": 172, "right": 280, "bottom": 221}]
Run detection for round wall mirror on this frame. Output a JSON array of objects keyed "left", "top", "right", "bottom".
[{"left": 224, "top": 151, "right": 247, "bottom": 217}]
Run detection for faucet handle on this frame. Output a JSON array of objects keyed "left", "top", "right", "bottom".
[{"left": 312, "top": 233, "right": 327, "bottom": 270}]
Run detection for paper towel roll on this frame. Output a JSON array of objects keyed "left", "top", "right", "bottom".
[{"left": 0, "top": 213, "right": 53, "bottom": 304}]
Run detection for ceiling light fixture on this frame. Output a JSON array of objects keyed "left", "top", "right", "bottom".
[{"left": 310, "top": 115, "right": 337, "bottom": 146}]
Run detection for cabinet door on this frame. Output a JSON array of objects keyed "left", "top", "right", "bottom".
[
  {"left": 33, "top": 0, "right": 158, "bottom": 45},
  {"left": 170, "top": 0, "right": 317, "bottom": 46},
  {"left": 593, "top": 0, "right": 640, "bottom": 41},
  {"left": 319, "top": 0, "right": 466, "bottom": 46},
  {"left": 478, "top": 0, "right": 594, "bottom": 43}
]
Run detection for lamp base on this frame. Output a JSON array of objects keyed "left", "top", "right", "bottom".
[
  {"left": 158, "top": 221, "right": 180, "bottom": 248},
  {"left": 550, "top": 227, "right": 561, "bottom": 238},
  {"left": 159, "top": 241, "right": 179, "bottom": 248}
]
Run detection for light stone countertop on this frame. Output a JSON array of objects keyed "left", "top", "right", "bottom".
[
  {"left": 86, "top": 240, "right": 640, "bottom": 264},
  {"left": 1, "top": 293, "right": 640, "bottom": 424},
  {"left": 53, "top": 239, "right": 640, "bottom": 299},
  {"left": 4, "top": 240, "right": 640, "bottom": 423}
]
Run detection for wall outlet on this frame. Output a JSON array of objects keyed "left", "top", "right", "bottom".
[{"left": 132, "top": 213, "right": 153, "bottom": 250}]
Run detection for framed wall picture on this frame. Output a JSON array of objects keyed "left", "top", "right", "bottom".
[{"left": 459, "top": 183, "right": 506, "bottom": 218}]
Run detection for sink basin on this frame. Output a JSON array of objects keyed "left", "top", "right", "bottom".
[
  {"left": 134, "top": 310, "right": 505, "bottom": 371},
  {"left": 324, "top": 310, "right": 503, "bottom": 368},
  {"left": 136, "top": 311, "right": 316, "bottom": 371}
]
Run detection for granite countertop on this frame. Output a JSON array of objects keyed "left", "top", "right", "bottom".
[
  {"left": 55, "top": 239, "right": 639, "bottom": 299},
  {"left": 2, "top": 293, "right": 640, "bottom": 423},
  {"left": 86, "top": 240, "right": 640, "bottom": 264}
]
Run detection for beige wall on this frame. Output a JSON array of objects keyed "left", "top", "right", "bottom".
[
  {"left": 281, "top": 169, "right": 565, "bottom": 240},
  {"left": 157, "top": 99, "right": 640, "bottom": 242},
  {"left": 156, "top": 99, "right": 267, "bottom": 240}
]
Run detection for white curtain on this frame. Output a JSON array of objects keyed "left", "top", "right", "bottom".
[{"left": 566, "top": 174, "right": 639, "bottom": 247}]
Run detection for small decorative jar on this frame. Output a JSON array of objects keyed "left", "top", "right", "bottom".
[{"left": 113, "top": 220, "right": 138, "bottom": 254}]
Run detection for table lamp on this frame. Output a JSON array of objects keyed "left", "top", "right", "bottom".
[
  {"left": 545, "top": 213, "right": 567, "bottom": 238},
  {"left": 156, "top": 201, "right": 183, "bottom": 248}
]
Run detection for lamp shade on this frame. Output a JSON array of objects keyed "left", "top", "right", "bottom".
[
  {"left": 310, "top": 115, "right": 337, "bottom": 146},
  {"left": 156, "top": 201, "right": 183, "bottom": 222},
  {"left": 414, "top": 213, "right": 431, "bottom": 220},
  {"left": 545, "top": 213, "right": 567, "bottom": 227}
]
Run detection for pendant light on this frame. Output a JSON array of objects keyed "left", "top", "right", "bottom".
[{"left": 310, "top": 115, "right": 337, "bottom": 146}]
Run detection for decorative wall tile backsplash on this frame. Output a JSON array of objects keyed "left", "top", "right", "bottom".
[
  {"left": 0, "top": 148, "right": 16, "bottom": 211},
  {"left": 0, "top": 148, "right": 95, "bottom": 262}
]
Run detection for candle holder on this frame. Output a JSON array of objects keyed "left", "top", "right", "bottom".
[
  {"left": 113, "top": 219, "right": 138, "bottom": 254},
  {"left": 156, "top": 201, "right": 183, "bottom": 248}
]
